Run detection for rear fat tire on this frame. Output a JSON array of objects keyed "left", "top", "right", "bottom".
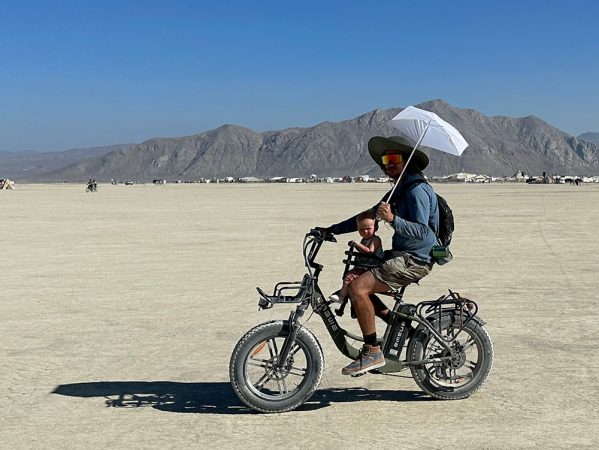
[
  {"left": 229, "top": 320, "right": 324, "bottom": 413},
  {"left": 407, "top": 314, "right": 494, "bottom": 400}
]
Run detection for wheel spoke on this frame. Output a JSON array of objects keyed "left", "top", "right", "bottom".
[
  {"left": 464, "top": 360, "right": 478, "bottom": 370},
  {"left": 290, "top": 343, "right": 302, "bottom": 356},
  {"left": 277, "top": 377, "right": 288, "bottom": 395},
  {"left": 254, "top": 372, "right": 272, "bottom": 389},
  {"left": 287, "top": 366, "right": 307, "bottom": 377},
  {"left": 428, "top": 340, "right": 445, "bottom": 355},
  {"left": 425, "top": 365, "right": 440, "bottom": 378},
  {"left": 267, "top": 339, "right": 278, "bottom": 359},
  {"left": 247, "top": 358, "right": 273, "bottom": 368},
  {"left": 462, "top": 336, "right": 476, "bottom": 351}
]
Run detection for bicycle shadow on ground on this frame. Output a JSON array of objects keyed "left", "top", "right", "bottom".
[{"left": 52, "top": 381, "right": 431, "bottom": 414}]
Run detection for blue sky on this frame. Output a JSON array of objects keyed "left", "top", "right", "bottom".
[{"left": 1, "top": 0, "right": 597, "bottom": 151}]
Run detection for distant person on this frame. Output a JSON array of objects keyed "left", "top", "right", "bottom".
[
  {"left": 86, "top": 178, "right": 98, "bottom": 192},
  {"left": 329, "top": 210, "right": 383, "bottom": 303},
  {"left": 322, "top": 135, "right": 439, "bottom": 376}
]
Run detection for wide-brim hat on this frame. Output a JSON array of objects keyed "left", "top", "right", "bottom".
[{"left": 368, "top": 135, "right": 429, "bottom": 172}]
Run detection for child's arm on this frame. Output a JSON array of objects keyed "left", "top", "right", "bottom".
[
  {"left": 371, "top": 236, "right": 382, "bottom": 252},
  {"left": 350, "top": 236, "right": 381, "bottom": 255}
]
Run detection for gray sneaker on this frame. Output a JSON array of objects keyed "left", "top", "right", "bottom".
[{"left": 341, "top": 345, "right": 385, "bottom": 376}]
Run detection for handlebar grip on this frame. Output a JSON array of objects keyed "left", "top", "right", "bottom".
[{"left": 309, "top": 228, "right": 337, "bottom": 242}]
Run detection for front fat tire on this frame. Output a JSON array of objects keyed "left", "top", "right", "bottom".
[
  {"left": 229, "top": 320, "right": 324, "bottom": 413},
  {"left": 408, "top": 315, "right": 494, "bottom": 400}
]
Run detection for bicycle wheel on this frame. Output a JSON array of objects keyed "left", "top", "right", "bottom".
[
  {"left": 407, "top": 314, "right": 493, "bottom": 400},
  {"left": 229, "top": 320, "right": 324, "bottom": 413}
]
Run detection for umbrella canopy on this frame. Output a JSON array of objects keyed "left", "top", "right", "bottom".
[
  {"left": 389, "top": 106, "right": 468, "bottom": 156},
  {"left": 381, "top": 106, "right": 468, "bottom": 203}
]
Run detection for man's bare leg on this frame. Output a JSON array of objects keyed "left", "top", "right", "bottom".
[
  {"left": 341, "top": 271, "right": 391, "bottom": 375},
  {"left": 348, "top": 271, "right": 392, "bottom": 336},
  {"left": 371, "top": 295, "right": 391, "bottom": 323}
]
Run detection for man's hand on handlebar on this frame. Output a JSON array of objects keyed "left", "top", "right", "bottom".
[{"left": 311, "top": 227, "right": 337, "bottom": 242}]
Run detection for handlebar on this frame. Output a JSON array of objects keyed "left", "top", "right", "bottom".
[
  {"left": 302, "top": 228, "right": 337, "bottom": 275},
  {"left": 303, "top": 228, "right": 382, "bottom": 277},
  {"left": 308, "top": 227, "right": 337, "bottom": 243}
]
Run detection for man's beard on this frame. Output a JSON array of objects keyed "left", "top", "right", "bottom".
[{"left": 384, "top": 167, "right": 401, "bottom": 180}]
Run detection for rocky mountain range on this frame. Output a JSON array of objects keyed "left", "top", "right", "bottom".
[
  {"left": 578, "top": 132, "right": 599, "bottom": 146},
  {"left": 4, "top": 100, "right": 599, "bottom": 181},
  {"left": 0, "top": 144, "right": 132, "bottom": 180}
]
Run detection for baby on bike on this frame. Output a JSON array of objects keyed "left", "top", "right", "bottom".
[{"left": 329, "top": 209, "right": 383, "bottom": 304}]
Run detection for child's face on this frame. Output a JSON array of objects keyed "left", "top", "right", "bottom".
[{"left": 357, "top": 219, "right": 376, "bottom": 239}]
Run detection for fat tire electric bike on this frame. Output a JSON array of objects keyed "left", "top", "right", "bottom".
[{"left": 229, "top": 229, "right": 493, "bottom": 413}]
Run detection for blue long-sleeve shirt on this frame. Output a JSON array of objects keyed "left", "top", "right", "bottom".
[{"left": 330, "top": 173, "right": 439, "bottom": 263}]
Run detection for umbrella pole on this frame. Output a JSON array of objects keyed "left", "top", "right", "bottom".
[{"left": 384, "top": 122, "right": 431, "bottom": 203}]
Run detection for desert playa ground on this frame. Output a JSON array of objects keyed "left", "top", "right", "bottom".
[{"left": 1, "top": 182, "right": 598, "bottom": 448}]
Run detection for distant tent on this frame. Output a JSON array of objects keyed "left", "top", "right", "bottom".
[
  {"left": 239, "top": 177, "right": 263, "bottom": 183},
  {"left": 268, "top": 176, "right": 287, "bottom": 183}
]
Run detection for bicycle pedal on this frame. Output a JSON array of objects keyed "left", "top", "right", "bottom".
[{"left": 350, "top": 372, "right": 367, "bottom": 378}]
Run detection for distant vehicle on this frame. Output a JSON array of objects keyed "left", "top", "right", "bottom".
[{"left": 124, "top": 180, "right": 134, "bottom": 186}]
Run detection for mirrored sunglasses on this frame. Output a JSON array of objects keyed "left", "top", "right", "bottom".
[{"left": 381, "top": 154, "right": 403, "bottom": 165}]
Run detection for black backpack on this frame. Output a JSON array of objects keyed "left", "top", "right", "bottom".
[{"left": 399, "top": 179, "right": 455, "bottom": 247}]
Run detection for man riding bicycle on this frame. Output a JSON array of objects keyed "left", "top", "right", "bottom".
[{"left": 325, "top": 135, "right": 439, "bottom": 376}]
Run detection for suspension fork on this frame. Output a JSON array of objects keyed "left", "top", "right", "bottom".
[{"left": 275, "top": 307, "right": 305, "bottom": 368}]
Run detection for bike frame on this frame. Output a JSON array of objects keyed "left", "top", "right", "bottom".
[{"left": 256, "top": 230, "right": 482, "bottom": 374}]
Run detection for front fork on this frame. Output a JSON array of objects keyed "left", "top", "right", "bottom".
[{"left": 275, "top": 308, "right": 305, "bottom": 368}]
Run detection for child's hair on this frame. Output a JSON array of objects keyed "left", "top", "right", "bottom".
[{"left": 356, "top": 209, "right": 378, "bottom": 231}]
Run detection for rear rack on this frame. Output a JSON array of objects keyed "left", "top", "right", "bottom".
[{"left": 416, "top": 290, "right": 479, "bottom": 342}]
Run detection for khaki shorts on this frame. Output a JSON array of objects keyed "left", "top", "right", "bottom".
[{"left": 370, "top": 252, "right": 432, "bottom": 291}]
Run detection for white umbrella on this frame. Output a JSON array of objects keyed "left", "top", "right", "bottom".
[{"left": 384, "top": 106, "right": 468, "bottom": 201}]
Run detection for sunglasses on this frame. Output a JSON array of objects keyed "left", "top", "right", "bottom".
[{"left": 381, "top": 154, "right": 403, "bottom": 165}]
